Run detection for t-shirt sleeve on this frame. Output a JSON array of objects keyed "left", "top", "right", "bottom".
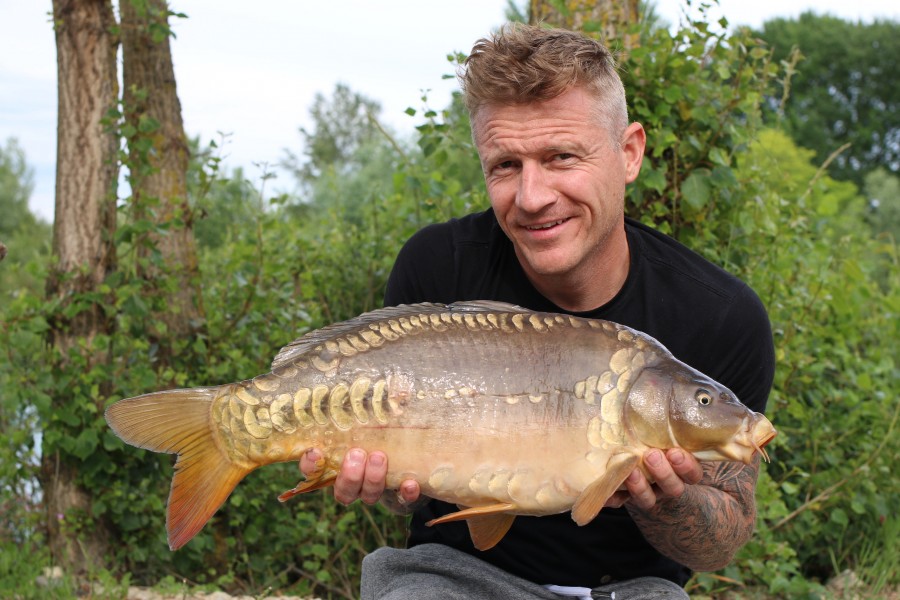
[
  {"left": 711, "top": 283, "right": 776, "bottom": 415},
  {"left": 384, "top": 223, "right": 458, "bottom": 307}
]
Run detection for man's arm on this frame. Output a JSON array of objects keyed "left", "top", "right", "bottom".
[{"left": 622, "top": 448, "right": 760, "bottom": 572}]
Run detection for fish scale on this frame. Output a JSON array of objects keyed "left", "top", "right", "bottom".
[{"left": 105, "top": 300, "right": 776, "bottom": 552}]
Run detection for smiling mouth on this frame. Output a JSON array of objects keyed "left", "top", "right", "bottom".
[{"left": 525, "top": 219, "right": 567, "bottom": 231}]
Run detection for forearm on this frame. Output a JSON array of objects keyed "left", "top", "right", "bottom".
[{"left": 626, "top": 457, "right": 760, "bottom": 571}]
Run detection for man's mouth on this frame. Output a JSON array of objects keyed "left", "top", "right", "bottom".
[{"left": 525, "top": 219, "right": 567, "bottom": 231}]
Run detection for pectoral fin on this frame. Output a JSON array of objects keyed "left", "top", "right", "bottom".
[
  {"left": 426, "top": 503, "right": 517, "bottom": 551},
  {"left": 571, "top": 453, "right": 640, "bottom": 526},
  {"left": 277, "top": 453, "right": 338, "bottom": 502}
]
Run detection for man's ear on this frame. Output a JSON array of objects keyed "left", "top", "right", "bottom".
[{"left": 621, "top": 122, "right": 646, "bottom": 184}]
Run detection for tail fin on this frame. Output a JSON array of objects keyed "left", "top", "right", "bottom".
[{"left": 105, "top": 388, "right": 252, "bottom": 550}]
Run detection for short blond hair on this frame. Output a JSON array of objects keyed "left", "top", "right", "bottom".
[{"left": 459, "top": 23, "right": 628, "bottom": 140}]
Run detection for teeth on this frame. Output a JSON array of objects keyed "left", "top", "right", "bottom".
[{"left": 527, "top": 219, "right": 565, "bottom": 230}]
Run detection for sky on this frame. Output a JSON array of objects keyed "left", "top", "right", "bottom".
[{"left": 1, "top": 1, "right": 898, "bottom": 224}]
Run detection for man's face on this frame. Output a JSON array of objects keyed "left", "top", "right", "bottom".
[{"left": 473, "top": 86, "right": 645, "bottom": 287}]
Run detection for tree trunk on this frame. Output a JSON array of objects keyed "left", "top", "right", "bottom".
[
  {"left": 43, "top": 0, "right": 119, "bottom": 573},
  {"left": 529, "top": 0, "right": 640, "bottom": 49},
  {"left": 120, "top": 0, "right": 205, "bottom": 359}
]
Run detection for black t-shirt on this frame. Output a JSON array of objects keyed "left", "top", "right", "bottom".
[{"left": 383, "top": 209, "right": 775, "bottom": 587}]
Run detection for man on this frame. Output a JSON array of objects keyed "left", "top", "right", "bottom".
[{"left": 301, "top": 23, "right": 774, "bottom": 599}]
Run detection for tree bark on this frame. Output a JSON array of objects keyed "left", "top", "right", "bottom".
[
  {"left": 529, "top": 0, "right": 640, "bottom": 49},
  {"left": 44, "top": 0, "right": 119, "bottom": 573},
  {"left": 120, "top": 0, "right": 205, "bottom": 356}
]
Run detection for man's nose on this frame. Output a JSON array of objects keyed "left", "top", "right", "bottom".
[{"left": 516, "top": 162, "right": 556, "bottom": 212}]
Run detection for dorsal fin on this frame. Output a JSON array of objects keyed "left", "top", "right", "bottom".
[
  {"left": 270, "top": 301, "right": 530, "bottom": 371},
  {"left": 447, "top": 300, "right": 529, "bottom": 313}
]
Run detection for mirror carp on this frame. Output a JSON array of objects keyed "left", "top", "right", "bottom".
[{"left": 105, "top": 300, "right": 776, "bottom": 551}]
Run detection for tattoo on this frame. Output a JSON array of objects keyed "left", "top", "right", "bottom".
[{"left": 626, "top": 456, "right": 761, "bottom": 571}]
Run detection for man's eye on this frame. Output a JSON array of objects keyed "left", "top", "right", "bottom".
[{"left": 554, "top": 153, "right": 575, "bottom": 161}]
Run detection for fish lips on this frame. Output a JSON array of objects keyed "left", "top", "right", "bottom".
[{"left": 692, "top": 414, "right": 777, "bottom": 464}]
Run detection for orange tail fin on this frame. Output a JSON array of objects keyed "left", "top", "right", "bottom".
[{"left": 105, "top": 388, "right": 252, "bottom": 550}]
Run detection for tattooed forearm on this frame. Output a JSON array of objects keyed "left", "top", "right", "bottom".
[{"left": 626, "top": 456, "right": 761, "bottom": 571}]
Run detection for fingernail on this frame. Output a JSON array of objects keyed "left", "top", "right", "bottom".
[
  {"left": 628, "top": 469, "right": 642, "bottom": 483},
  {"left": 647, "top": 450, "right": 663, "bottom": 467},
  {"left": 369, "top": 454, "right": 384, "bottom": 467},
  {"left": 669, "top": 449, "right": 684, "bottom": 465},
  {"left": 306, "top": 448, "right": 321, "bottom": 461},
  {"left": 348, "top": 449, "right": 364, "bottom": 464}
]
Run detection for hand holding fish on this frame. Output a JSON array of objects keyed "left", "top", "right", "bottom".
[
  {"left": 313, "top": 444, "right": 705, "bottom": 513},
  {"left": 611, "top": 448, "right": 704, "bottom": 510},
  {"left": 300, "top": 448, "right": 420, "bottom": 508}
]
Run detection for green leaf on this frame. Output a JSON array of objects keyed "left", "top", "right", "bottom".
[
  {"left": 681, "top": 170, "right": 711, "bottom": 209},
  {"left": 830, "top": 508, "right": 849, "bottom": 527},
  {"left": 642, "top": 165, "right": 667, "bottom": 193},
  {"left": 663, "top": 86, "right": 682, "bottom": 104},
  {"left": 709, "top": 147, "right": 730, "bottom": 167},
  {"left": 781, "top": 481, "right": 799, "bottom": 495}
]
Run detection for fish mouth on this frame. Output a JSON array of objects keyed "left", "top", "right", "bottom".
[
  {"left": 702, "top": 414, "right": 777, "bottom": 465},
  {"left": 736, "top": 414, "right": 777, "bottom": 464},
  {"left": 753, "top": 426, "right": 777, "bottom": 463}
]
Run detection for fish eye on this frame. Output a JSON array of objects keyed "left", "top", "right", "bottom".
[{"left": 695, "top": 389, "right": 713, "bottom": 405}]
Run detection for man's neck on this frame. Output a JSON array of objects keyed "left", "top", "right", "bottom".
[{"left": 522, "top": 232, "right": 631, "bottom": 313}]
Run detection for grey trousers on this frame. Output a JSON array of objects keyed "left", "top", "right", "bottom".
[{"left": 360, "top": 543, "right": 690, "bottom": 600}]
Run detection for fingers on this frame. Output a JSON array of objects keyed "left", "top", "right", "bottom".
[
  {"left": 625, "top": 449, "right": 702, "bottom": 511},
  {"left": 623, "top": 465, "right": 657, "bottom": 510},
  {"left": 300, "top": 448, "right": 421, "bottom": 508},
  {"left": 666, "top": 448, "right": 702, "bottom": 485},
  {"left": 332, "top": 449, "right": 388, "bottom": 505},
  {"left": 399, "top": 479, "right": 421, "bottom": 505},
  {"left": 644, "top": 449, "right": 686, "bottom": 499},
  {"left": 300, "top": 448, "right": 322, "bottom": 477}
]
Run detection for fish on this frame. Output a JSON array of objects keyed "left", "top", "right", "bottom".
[{"left": 105, "top": 300, "right": 776, "bottom": 552}]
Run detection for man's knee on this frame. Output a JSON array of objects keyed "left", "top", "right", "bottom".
[{"left": 361, "top": 546, "right": 456, "bottom": 600}]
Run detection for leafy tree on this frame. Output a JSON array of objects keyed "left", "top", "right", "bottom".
[
  {"left": 864, "top": 167, "right": 900, "bottom": 244},
  {"left": 755, "top": 13, "right": 900, "bottom": 184},
  {"left": 120, "top": 0, "right": 205, "bottom": 361},
  {"left": 620, "top": 6, "right": 780, "bottom": 254},
  {"left": 0, "top": 138, "right": 49, "bottom": 593},
  {"left": 529, "top": 0, "right": 639, "bottom": 41},
  {"left": 44, "top": 0, "right": 120, "bottom": 572},
  {"left": 282, "top": 83, "right": 386, "bottom": 189},
  {"left": 0, "top": 138, "right": 50, "bottom": 296},
  {"left": 0, "top": 138, "right": 37, "bottom": 237}
]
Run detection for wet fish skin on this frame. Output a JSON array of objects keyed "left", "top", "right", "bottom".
[{"left": 105, "top": 300, "right": 776, "bottom": 551}]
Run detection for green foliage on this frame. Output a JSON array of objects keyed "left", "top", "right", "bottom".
[
  {"left": 691, "top": 128, "right": 899, "bottom": 596},
  {"left": 618, "top": 7, "right": 780, "bottom": 255},
  {"left": 755, "top": 12, "right": 900, "bottom": 185},
  {"left": 1, "top": 70, "right": 485, "bottom": 597},
  {"left": 864, "top": 167, "right": 900, "bottom": 247},
  {"left": 0, "top": 138, "right": 52, "bottom": 295},
  {"left": 0, "top": 140, "right": 52, "bottom": 596}
]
